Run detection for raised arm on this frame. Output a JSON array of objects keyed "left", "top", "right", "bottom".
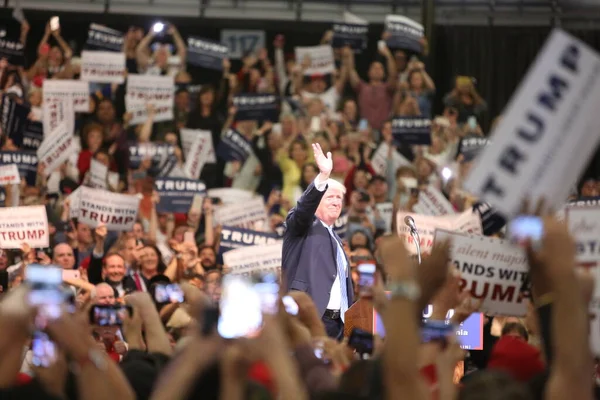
[
  {"left": 342, "top": 46, "right": 361, "bottom": 89},
  {"left": 285, "top": 143, "right": 331, "bottom": 234}
]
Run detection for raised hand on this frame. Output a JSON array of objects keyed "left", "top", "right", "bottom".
[{"left": 312, "top": 143, "right": 332, "bottom": 178}]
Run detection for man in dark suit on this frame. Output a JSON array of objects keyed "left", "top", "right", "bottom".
[{"left": 282, "top": 143, "right": 354, "bottom": 339}]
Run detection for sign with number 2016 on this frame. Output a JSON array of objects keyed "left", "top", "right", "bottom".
[{"left": 220, "top": 30, "right": 265, "bottom": 59}]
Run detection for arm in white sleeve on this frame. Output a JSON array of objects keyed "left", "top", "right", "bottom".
[{"left": 313, "top": 175, "right": 328, "bottom": 192}]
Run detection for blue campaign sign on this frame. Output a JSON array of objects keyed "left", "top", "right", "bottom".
[{"left": 373, "top": 303, "right": 484, "bottom": 350}]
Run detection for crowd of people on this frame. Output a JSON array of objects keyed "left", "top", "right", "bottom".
[{"left": 0, "top": 11, "right": 598, "bottom": 400}]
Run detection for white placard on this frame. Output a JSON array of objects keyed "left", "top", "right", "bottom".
[
  {"left": 89, "top": 158, "right": 108, "bottom": 189},
  {"left": 0, "top": 164, "right": 20, "bottom": 186},
  {"left": 180, "top": 129, "right": 216, "bottom": 163},
  {"left": 207, "top": 187, "right": 255, "bottom": 204},
  {"left": 567, "top": 206, "right": 600, "bottom": 263},
  {"left": 223, "top": 242, "right": 282, "bottom": 276},
  {"left": 295, "top": 45, "right": 335, "bottom": 76},
  {"left": 37, "top": 122, "right": 78, "bottom": 176},
  {"left": 0, "top": 205, "right": 49, "bottom": 249},
  {"left": 220, "top": 29, "right": 265, "bottom": 60},
  {"left": 214, "top": 197, "right": 267, "bottom": 229},
  {"left": 76, "top": 187, "right": 140, "bottom": 231},
  {"left": 81, "top": 51, "right": 126, "bottom": 84},
  {"left": 68, "top": 187, "right": 81, "bottom": 219},
  {"left": 416, "top": 185, "right": 456, "bottom": 216},
  {"left": 396, "top": 210, "right": 482, "bottom": 255},
  {"left": 43, "top": 97, "right": 74, "bottom": 139},
  {"left": 43, "top": 80, "right": 89, "bottom": 113},
  {"left": 184, "top": 134, "right": 212, "bottom": 180},
  {"left": 126, "top": 74, "right": 174, "bottom": 124},
  {"left": 370, "top": 142, "right": 411, "bottom": 176},
  {"left": 434, "top": 230, "right": 529, "bottom": 317},
  {"left": 375, "top": 202, "right": 394, "bottom": 234},
  {"left": 464, "top": 29, "right": 600, "bottom": 218}
]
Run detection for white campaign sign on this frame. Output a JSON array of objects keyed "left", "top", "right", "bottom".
[
  {"left": 0, "top": 164, "right": 20, "bottom": 185},
  {"left": 37, "top": 122, "right": 78, "bottom": 176},
  {"left": 126, "top": 74, "right": 174, "bottom": 124},
  {"left": 415, "top": 185, "right": 456, "bottom": 216},
  {"left": 214, "top": 197, "right": 267, "bottom": 229},
  {"left": 89, "top": 158, "right": 108, "bottom": 189},
  {"left": 370, "top": 142, "right": 411, "bottom": 176},
  {"left": 76, "top": 187, "right": 140, "bottom": 231},
  {"left": 464, "top": 29, "right": 600, "bottom": 218},
  {"left": 184, "top": 134, "right": 212, "bottom": 180},
  {"left": 295, "top": 45, "right": 335, "bottom": 76},
  {"left": 43, "top": 97, "right": 74, "bottom": 139},
  {"left": 567, "top": 206, "right": 600, "bottom": 264},
  {"left": 207, "top": 188, "right": 255, "bottom": 204},
  {"left": 81, "top": 51, "right": 126, "bottom": 84},
  {"left": 223, "top": 242, "right": 282, "bottom": 276},
  {"left": 180, "top": 129, "right": 216, "bottom": 163},
  {"left": 220, "top": 30, "right": 265, "bottom": 60},
  {"left": 434, "top": 230, "right": 529, "bottom": 317},
  {"left": 0, "top": 205, "right": 49, "bottom": 249},
  {"left": 396, "top": 210, "right": 482, "bottom": 255},
  {"left": 43, "top": 80, "right": 89, "bottom": 113}
]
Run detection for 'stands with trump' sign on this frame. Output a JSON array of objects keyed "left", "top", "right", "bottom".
[
  {"left": 0, "top": 205, "right": 49, "bottom": 249},
  {"left": 74, "top": 187, "right": 140, "bottom": 231},
  {"left": 464, "top": 29, "right": 600, "bottom": 218},
  {"left": 222, "top": 242, "right": 282, "bottom": 277},
  {"left": 434, "top": 230, "right": 529, "bottom": 316}
]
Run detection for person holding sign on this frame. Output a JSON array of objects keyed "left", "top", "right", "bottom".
[{"left": 282, "top": 143, "right": 354, "bottom": 340}]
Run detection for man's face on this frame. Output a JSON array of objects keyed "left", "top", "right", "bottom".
[
  {"left": 175, "top": 91, "right": 189, "bottom": 111},
  {"left": 200, "top": 248, "right": 216, "bottom": 269},
  {"left": 95, "top": 286, "right": 116, "bottom": 305},
  {"left": 132, "top": 223, "right": 144, "bottom": 240},
  {"left": 316, "top": 186, "right": 344, "bottom": 225},
  {"left": 369, "top": 180, "right": 388, "bottom": 199},
  {"left": 103, "top": 255, "right": 126, "bottom": 283},
  {"left": 53, "top": 244, "right": 75, "bottom": 270}
]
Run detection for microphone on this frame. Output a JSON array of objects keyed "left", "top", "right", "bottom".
[{"left": 404, "top": 215, "right": 417, "bottom": 232}]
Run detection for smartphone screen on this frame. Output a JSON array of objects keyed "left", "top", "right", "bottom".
[
  {"left": 253, "top": 272, "right": 279, "bottom": 315},
  {"left": 358, "top": 119, "right": 369, "bottom": 131},
  {"left": 31, "top": 331, "right": 57, "bottom": 367},
  {"left": 154, "top": 283, "right": 184, "bottom": 304},
  {"left": 26, "top": 265, "right": 63, "bottom": 327},
  {"left": 357, "top": 263, "right": 376, "bottom": 296},
  {"left": 50, "top": 16, "right": 60, "bottom": 31},
  {"left": 348, "top": 328, "right": 374, "bottom": 355},
  {"left": 508, "top": 216, "right": 543, "bottom": 246},
  {"left": 89, "top": 305, "right": 133, "bottom": 326},
  {"left": 467, "top": 116, "right": 477, "bottom": 130},
  {"left": 282, "top": 295, "right": 298, "bottom": 316},
  {"left": 310, "top": 116, "right": 321, "bottom": 132},
  {"left": 218, "top": 275, "right": 263, "bottom": 339}
]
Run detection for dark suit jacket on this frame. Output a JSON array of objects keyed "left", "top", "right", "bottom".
[{"left": 282, "top": 182, "right": 354, "bottom": 318}]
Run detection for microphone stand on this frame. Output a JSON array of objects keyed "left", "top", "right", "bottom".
[{"left": 410, "top": 228, "right": 422, "bottom": 265}]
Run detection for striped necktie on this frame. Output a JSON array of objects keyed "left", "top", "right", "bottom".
[{"left": 327, "top": 226, "right": 349, "bottom": 322}]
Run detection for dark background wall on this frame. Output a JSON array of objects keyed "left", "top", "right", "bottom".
[{"left": 1, "top": 7, "right": 598, "bottom": 179}]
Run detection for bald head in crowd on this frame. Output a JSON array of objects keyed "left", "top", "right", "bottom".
[
  {"left": 53, "top": 243, "right": 75, "bottom": 270},
  {"left": 95, "top": 283, "right": 116, "bottom": 305}
]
